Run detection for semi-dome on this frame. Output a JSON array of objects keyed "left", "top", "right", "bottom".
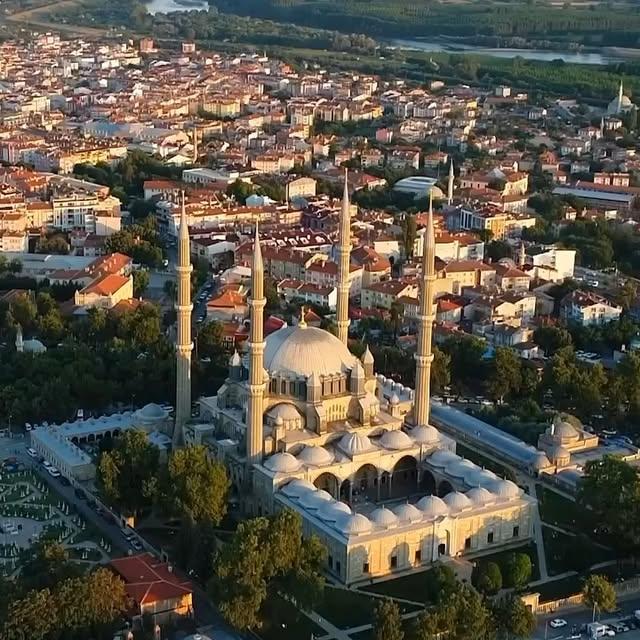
[
  {"left": 486, "top": 479, "right": 521, "bottom": 500},
  {"left": 547, "top": 445, "right": 570, "bottom": 463},
  {"left": 443, "top": 491, "right": 473, "bottom": 511},
  {"left": 280, "top": 478, "right": 316, "bottom": 498},
  {"left": 267, "top": 403, "right": 305, "bottom": 429},
  {"left": 466, "top": 487, "right": 496, "bottom": 506},
  {"left": 531, "top": 452, "right": 552, "bottom": 470},
  {"left": 338, "top": 432, "right": 373, "bottom": 456},
  {"left": 393, "top": 503, "right": 423, "bottom": 523},
  {"left": 318, "top": 500, "right": 351, "bottom": 522},
  {"left": 370, "top": 506, "right": 399, "bottom": 528},
  {"left": 297, "top": 445, "right": 334, "bottom": 466},
  {"left": 264, "top": 452, "right": 301, "bottom": 473},
  {"left": 264, "top": 324, "right": 356, "bottom": 377},
  {"left": 299, "top": 489, "right": 333, "bottom": 510},
  {"left": 379, "top": 430, "right": 413, "bottom": 450},
  {"left": 428, "top": 450, "right": 460, "bottom": 468},
  {"left": 410, "top": 425, "right": 440, "bottom": 444},
  {"left": 417, "top": 495, "right": 449, "bottom": 518},
  {"left": 335, "top": 513, "right": 373, "bottom": 536}
]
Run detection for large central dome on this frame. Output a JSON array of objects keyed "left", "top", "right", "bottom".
[{"left": 264, "top": 325, "right": 356, "bottom": 377}]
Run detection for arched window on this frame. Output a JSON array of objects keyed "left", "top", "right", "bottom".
[{"left": 281, "top": 380, "right": 287, "bottom": 394}]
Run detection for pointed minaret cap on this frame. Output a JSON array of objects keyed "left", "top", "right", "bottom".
[
  {"left": 362, "top": 344, "right": 374, "bottom": 365},
  {"left": 179, "top": 190, "right": 188, "bottom": 238},
  {"left": 449, "top": 159, "right": 454, "bottom": 175},
  {"left": 253, "top": 221, "right": 262, "bottom": 264}
]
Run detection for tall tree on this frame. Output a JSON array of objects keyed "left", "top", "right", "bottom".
[
  {"left": 373, "top": 599, "right": 404, "bottom": 640},
  {"left": 583, "top": 574, "right": 616, "bottom": 618},
  {"left": 162, "top": 445, "right": 229, "bottom": 524},
  {"left": 486, "top": 347, "right": 522, "bottom": 404},
  {"left": 503, "top": 552, "right": 533, "bottom": 589},
  {"left": 493, "top": 595, "right": 536, "bottom": 639}
]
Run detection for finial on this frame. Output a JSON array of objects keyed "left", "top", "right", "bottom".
[{"left": 299, "top": 305, "right": 307, "bottom": 328}]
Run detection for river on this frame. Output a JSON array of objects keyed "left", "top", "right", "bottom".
[
  {"left": 143, "top": 0, "right": 635, "bottom": 65},
  {"left": 390, "top": 37, "right": 629, "bottom": 66}
]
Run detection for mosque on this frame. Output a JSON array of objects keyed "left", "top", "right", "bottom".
[
  {"left": 179, "top": 180, "right": 536, "bottom": 587},
  {"left": 607, "top": 80, "right": 634, "bottom": 116}
]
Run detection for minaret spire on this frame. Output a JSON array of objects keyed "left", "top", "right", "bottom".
[
  {"left": 336, "top": 169, "right": 351, "bottom": 345},
  {"left": 447, "top": 159, "right": 454, "bottom": 205},
  {"left": 174, "top": 191, "right": 193, "bottom": 445},
  {"left": 413, "top": 190, "right": 436, "bottom": 427},
  {"left": 619, "top": 80, "right": 624, "bottom": 111},
  {"left": 246, "top": 222, "right": 266, "bottom": 469}
]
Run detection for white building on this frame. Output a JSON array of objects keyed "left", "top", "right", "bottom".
[{"left": 561, "top": 290, "right": 622, "bottom": 326}]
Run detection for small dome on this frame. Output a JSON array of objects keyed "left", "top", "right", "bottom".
[
  {"left": 531, "top": 452, "right": 551, "bottom": 470},
  {"left": 380, "top": 430, "right": 413, "bottom": 450},
  {"left": 393, "top": 503, "right": 423, "bottom": 523},
  {"left": 264, "top": 452, "right": 301, "bottom": 473},
  {"left": 297, "top": 446, "right": 334, "bottom": 466},
  {"left": 266, "top": 403, "right": 305, "bottom": 429},
  {"left": 428, "top": 450, "right": 460, "bottom": 468},
  {"left": 410, "top": 425, "right": 440, "bottom": 444},
  {"left": 370, "top": 507, "right": 399, "bottom": 528},
  {"left": 390, "top": 393, "right": 400, "bottom": 406},
  {"left": 335, "top": 513, "right": 372, "bottom": 536},
  {"left": 446, "top": 459, "right": 476, "bottom": 479},
  {"left": 486, "top": 479, "right": 521, "bottom": 500},
  {"left": 317, "top": 500, "right": 351, "bottom": 522},
  {"left": 338, "top": 432, "right": 373, "bottom": 456},
  {"left": 281, "top": 478, "right": 316, "bottom": 498},
  {"left": 551, "top": 416, "right": 579, "bottom": 440},
  {"left": 417, "top": 495, "right": 449, "bottom": 518},
  {"left": 466, "top": 487, "right": 495, "bottom": 506},
  {"left": 299, "top": 489, "right": 333, "bottom": 510},
  {"left": 443, "top": 491, "right": 473, "bottom": 511},
  {"left": 548, "top": 444, "right": 570, "bottom": 461},
  {"left": 138, "top": 403, "right": 167, "bottom": 419}
]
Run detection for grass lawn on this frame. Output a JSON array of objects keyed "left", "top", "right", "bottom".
[
  {"left": 257, "top": 595, "right": 325, "bottom": 640},
  {"left": 360, "top": 569, "right": 435, "bottom": 603},
  {"left": 537, "top": 487, "right": 595, "bottom": 533},
  {"left": 542, "top": 526, "right": 615, "bottom": 575},
  {"left": 315, "top": 586, "right": 387, "bottom": 629}
]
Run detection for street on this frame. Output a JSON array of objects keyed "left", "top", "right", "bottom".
[{"left": 536, "top": 597, "right": 640, "bottom": 640}]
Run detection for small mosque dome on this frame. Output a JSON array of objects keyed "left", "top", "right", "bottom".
[
  {"left": 335, "top": 513, "right": 373, "bottom": 536},
  {"left": 299, "top": 489, "right": 333, "bottom": 510},
  {"left": 139, "top": 403, "right": 167, "bottom": 420},
  {"left": 318, "top": 501, "right": 351, "bottom": 522},
  {"left": 393, "top": 503, "right": 423, "bottom": 523},
  {"left": 446, "top": 459, "right": 476, "bottom": 479},
  {"left": 547, "top": 445, "right": 571, "bottom": 464},
  {"left": 486, "top": 479, "right": 521, "bottom": 500},
  {"left": 297, "top": 445, "right": 334, "bottom": 466},
  {"left": 531, "top": 452, "right": 551, "bottom": 470},
  {"left": 550, "top": 415, "right": 579, "bottom": 440},
  {"left": 443, "top": 491, "right": 473, "bottom": 511},
  {"left": 266, "top": 403, "right": 305, "bottom": 430},
  {"left": 281, "top": 478, "right": 316, "bottom": 498},
  {"left": 390, "top": 393, "right": 400, "bottom": 406},
  {"left": 339, "top": 432, "right": 373, "bottom": 456},
  {"left": 380, "top": 430, "right": 413, "bottom": 450},
  {"left": 428, "top": 450, "right": 460, "bottom": 468},
  {"left": 466, "top": 487, "right": 496, "bottom": 506},
  {"left": 417, "top": 495, "right": 449, "bottom": 518},
  {"left": 370, "top": 507, "right": 399, "bottom": 528},
  {"left": 264, "top": 452, "right": 301, "bottom": 473},
  {"left": 410, "top": 425, "right": 439, "bottom": 444}
]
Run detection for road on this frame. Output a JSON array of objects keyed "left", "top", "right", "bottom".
[{"left": 536, "top": 597, "right": 640, "bottom": 640}]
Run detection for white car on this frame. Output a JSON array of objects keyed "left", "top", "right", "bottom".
[
  {"left": 26, "top": 447, "right": 38, "bottom": 458},
  {"left": 46, "top": 466, "right": 60, "bottom": 477},
  {"left": 549, "top": 619, "right": 567, "bottom": 629}
]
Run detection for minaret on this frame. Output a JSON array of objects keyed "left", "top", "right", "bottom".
[
  {"left": 174, "top": 192, "right": 193, "bottom": 445},
  {"left": 447, "top": 159, "right": 454, "bottom": 205},
  {"left": 246, "top": 223, "right": 266, "bottom": 468},
  {"left": 336, "top": 170, "right": 351, "bottom": 345},
  {"left": 15, "top": 324, "right": 23, "bottom": 353},
  {"left": 413, "top": 191, "right": 436, "bottom": 427},
  {"left": 618, "top": 80, "right": 624, "bottom": 113}
]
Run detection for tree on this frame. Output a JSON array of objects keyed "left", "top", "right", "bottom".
[
  {"left": 494, "top": 595, "right": 536, "bottom": 639},
  {"left": 2, "top": 588, "right": 57, "bottom": 640},
  {"left": 18, "top": 541, "right": 82, "bottom": 592},
  {"left": 162, "top": 445, "right": 229, "bottom": 524},
  {"left": 473, "top": 561, "right": 503, "bottom": 595},
  {"left": 210, "top": 509, "right": 326, "bottom": 631},
  {"left": 226, "top": 179, "right": 254, "bottom": 203},
  {"left": 503, "top": 552, "right": 532, "bottom": 589},
  {"left": 97, "top": 429, "right": 159, "bottom": 514},
  {"left": 486, "top": 240, "right": 512, "bottom": 262},
  {"left": 35, "top": 234, "right": 70, "bottom": 255},
  {"left": 373, "top": 599, "right": 404, "bottom": 640},
  {"left": 402, "top": 213, "right": 417, "bottom": 259},
  {"left": 197, "top": 320, "right": 225, "bottom": 362},
  {"left": 533, "top": 326, "right": 572, "bottom": 356},
  {"left": 583, "top": 574, "right": 616, "bottom": 618},
  {"left": 424, "top": 564, "right": 459, "bottom": 604},
  {"left": 431, "top": 347, "right": 451, "bottom": 395},
  {"left": 132, "top": 269, "right": 150, "bottom": 297},
  {"left": 486, "top": 347, "right": 521, "bottom": 403}
]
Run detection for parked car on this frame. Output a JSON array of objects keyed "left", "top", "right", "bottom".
[{"left": 550, "top": 620, "right": 568, "bottom": 629}]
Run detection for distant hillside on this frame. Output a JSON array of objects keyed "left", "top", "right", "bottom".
[{"left": 208, "top": 0, "right": 640, "bottom": 47}]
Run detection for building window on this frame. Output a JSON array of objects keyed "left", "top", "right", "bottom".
[
  {"left": 513, "top": 526, "right": 519, "bottom": 538},
  {"left": 328, "top": 555, "right": 333, "bottom": 569},
  {"left": 390, "top": 556, "right": 398, "bottom": 569},
  {"left": 281, "top": 380, "right": 286, "bottom": 394},
  {"left": 363, "top": 562, "right": 370, "bottom": 574},
  {"left": 414, "top": 549, "right": 422, "bottom": 564},
  {"left": 438, "top": 543, "right": 446, "bottom": 555},
  {"left": 336, "top": 561, "right": 341, "bottom": 575},
  {"left": 464, "top": 537, "right": 471, "bottom": 550},
  {"left": 487, "top": 532, "right": 494, "bottom": 544}
]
